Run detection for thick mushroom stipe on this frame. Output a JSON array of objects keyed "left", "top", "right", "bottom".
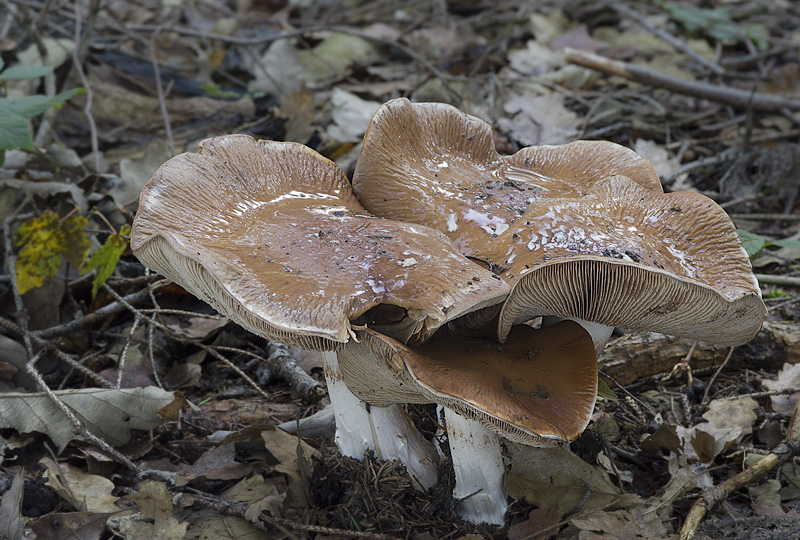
[
  {"left": 131, "top": 135, "right": 509, "bottom": 349},
  {"left": 322, "top": 351, "right": 439, "bottom": 489},
  {"left": 445, "top": 408, "right": 507, "bottom": 526}
]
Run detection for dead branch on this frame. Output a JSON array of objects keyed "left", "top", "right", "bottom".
[
  {"left": 679, "top": 396, "right": 800, "bottom": 540},
  {"left": 600, "top": 321, "right": 799, "bottom": 386},
  {"left": 565, "top": 48, "right": 800, "bottom": 112}
]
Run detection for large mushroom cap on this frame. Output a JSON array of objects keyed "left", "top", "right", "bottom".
[
  {"left": 352, "top": 99, "right": 765, "bottom": 346},
  {"left": 337, "top": 320, "right": 598, "bottom": 445},
  {"left": 131, "top": 135, "right": 509, "bottom": 350},
  {"left": 353, "top": 98, "right": 661, "bottom": 255},
  {"left": 495, "top": 176, "right": 766, "bottom": 345}
]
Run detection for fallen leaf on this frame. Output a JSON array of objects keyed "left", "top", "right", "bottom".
[
  {"left": 261, "top": 425, "right": 318, "bottom": 508},
  {"left": 279, "top": 84, "right": 316, "bottom": 144},
  {"left": 41, "top": 456, "right": 119, "bottom": 512},
  {"left": 572, "top": 506, "right": 674, "bottom": 540},
  {"left": 505, "top": 444, "right": 638, "bottom": 521},
  {"left": 0, "top": 470, "right": 23, "bottom": 540},
  {"left": 326, "top": 88, "right": 381, "bottom": 143},
  {"left": 117, "top": 140, "right": 172, "bottom": 207},
  {"left": 29, "top": 512, "right": 117, "bottom": 539},
  {"left": 0, "top": 386, "right": 179, "bottom": 451},
  {"left": 508, "top": 504, "right": 560, "bottom": 540},
  {"left": 497, "top": 92, "right": 580, "bottom": 146},
  {"left": 762, "top": 362, "right": 800, "bottom": 414},
  {"left": 174, "top": 443, "right": 253, "bottom": 487},
  {"left": 121, "top": 481, "right": 187, "bottom": 540}
]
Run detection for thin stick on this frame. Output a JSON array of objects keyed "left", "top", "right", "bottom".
[
  {"left": 728, "top": 213, "right": 800, "bottom": 221},
  {"left": 34, "top": 281, "right": 167, "bottom": 340},
  {"left": 702, "top": 347, "right": 734, "bottom": 404},
  {"left": 679, "top": 397, "right": 800, "bottom": 539},
  {"left": 565, "top": 48, "right": 800, "bottom": 112},
  {"left": 148, "top": 26, "right": 175, "bottom": 156},
  {"left": 755, "top": 274, "right": 800, "bottom": 288},
  {"left": 611, "top": 4, "right": 724, "bottom": 75},
  {"left": 71, "top": 0, "right": 100, "bottom": 172}
]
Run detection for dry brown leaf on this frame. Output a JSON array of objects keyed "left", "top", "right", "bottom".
[
  {"left": 120, "top": 481, "right": 187, "bottom": 540},
  {"left": 28, "top": 511, "right": 117, "bottom": 540},
  {"left": 0, "top": 387, "right": 179, "bottom": 451},
  {"left": 572, "top": 507, "right": 675, "bottom": 540},
  {"left": 41, "top": 456, "right": 119, "bottom": 512},
  {"left": 497, "top": 92, "right": 580, "bottom": 146},
  {"left": 762, "top": 362, "right": 800, "bottom": 414},
  {"left": 279, "top": 85, "right": 316, "bottom": 144},
  {"left": 505, "top": 444, "right": 639, "bottom": 521},
  {"left": 508, "top": 504, "right": 560, "bottom": 540},
  {"left": 261, "top": 425, "right": 318, "bottom": 508},
  {"left": 174, "top": 443, "right": 253, "bottom": 487},
  {"left": 0, "top": 470, "right": 23, "bottom": 540}
]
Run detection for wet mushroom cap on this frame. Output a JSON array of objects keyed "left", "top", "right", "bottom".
[
  {"left": 131, "top": 135, "right": 510, "bottom": 350},
  {"left": 353, "top": 98, "right": 661, "bottom": 256},
  {"left": 337, "top": 320, "right": 598, "bottom": 445},
  {"left": 495, "top": 176, "right": 765, "bottom": 345}
]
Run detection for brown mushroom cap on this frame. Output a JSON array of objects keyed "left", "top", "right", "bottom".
[
  {"left": 352, "top": 99, "right": 764, "bottom": 345},
  {"left": 353, "top": 98, "right": 661, "bottom": 256},
  {"left": 495, "top": 175, "right": 765, "bottom": 345},
  {"left": 337, "top": 320, "right": 597, "bottom": 445},
  {"left": 131, "top": 135, "right": 510, "bottom": 350}
]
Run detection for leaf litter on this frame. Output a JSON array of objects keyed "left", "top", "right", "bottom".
[{"left": 1, "top": 1, "right": 800, "bottom": 539}]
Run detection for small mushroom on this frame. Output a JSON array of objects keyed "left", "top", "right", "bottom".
[
  {"left": 131, "top": 134, "right": 510, "bottom": 489},
  {"left": 337, "top": 320, "right": 597, "bottom": 524}
]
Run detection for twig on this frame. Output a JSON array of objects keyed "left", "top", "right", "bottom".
[
  {"left": 662, "top": 147, "right": 742, "bottom": 185},
  {"left": 610, "top": 3, "right": 724, "bottom": 75},
  {"left": 265, "top": 342, "right": 325, "bottom": 403},
  {"left": 148, "top": 26, "right": 175, "bottom": 156},
  {"left": 702, "top": 347, "right": 734, "bottom": 404},
  {"left": 3, "top": 210, "right": 36, "bottom": 359},
  {"left": 679, "top": 397, "right": 800, "bottom": 539},
  {"left": 26, "top": 350, "right": 141, "bottom": 472},
  {"left": 71, "top": 0, "right": 100, "bottom": 172},
  {"left": 729, "top": 213, "right": 800, "bottom": 221},
  {"left": 565, "top": 48, "right": 800, "bottom": 112},
  {"left": 755, "top": 274, "right": 800, "bottom": 288},
  {"left": 33, "top": 281, "right": 167, "bottom": 340},
  {"left": 100, "top": 283, "right": 273, "bottom": 402}
]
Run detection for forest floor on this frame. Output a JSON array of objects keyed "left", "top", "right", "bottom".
[{"left": 2, "top": 1, "right": 800, "bottom": 539}]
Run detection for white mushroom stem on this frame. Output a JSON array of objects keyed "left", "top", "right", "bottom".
[
  {"left": 321, "top": 351, "right": 439, "bottom": 490},
  {"left": 444, "top": 407, "right": 507, "bottom": 526},
  {"left": 542, "top": 316, "right": 614, "bottom": 355}
]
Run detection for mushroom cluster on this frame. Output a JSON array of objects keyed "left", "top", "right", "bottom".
[{"left": 131, "top": 99, "right": 766, "bottom": 526}]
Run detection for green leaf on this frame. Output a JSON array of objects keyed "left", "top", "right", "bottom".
[
  {"left": 0, "top": 88, "right": 84, "bottom": 120},
  {"left": 82, "top": 224, "right": 131, "bottom": 297},
  {"left": 597, "top": 378, "right": 618, "bottom": 403},
  {"left": 738, "top": 229, "right": 767, "bottom": 258},
  {"left": 14, "top": 211, "right": 90, "bottom": 294},
  {"left": 772, "top": 239, "right": 800, "bottom": 250},
  {"left": 0, "top": 65, "right": 53, "bottom": 80},
  {"left": 0, "top": 110, "right": 35, "bottom": 152}
]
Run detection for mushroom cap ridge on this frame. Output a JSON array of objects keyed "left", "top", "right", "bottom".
[{"left": 131, "top": 135, "right": 510, "bottom": 350}]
